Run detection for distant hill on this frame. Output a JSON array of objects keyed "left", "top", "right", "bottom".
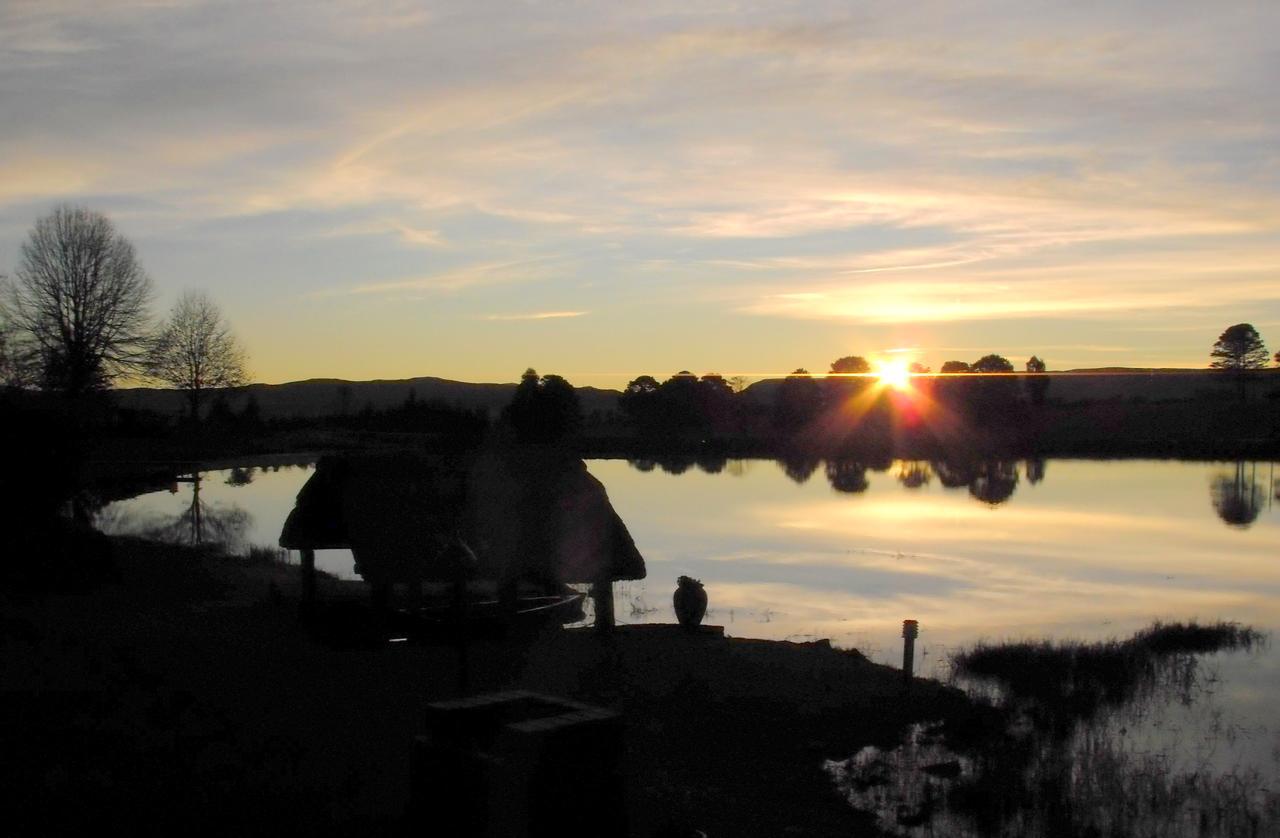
[
  {"left": 113, "top": 376, "right": 625, "bottom": 420},
  {"left": 741, "top": 368, "right": 1277, "bottom": 404},
  {"left": 113, "top": 367, "right": 1279, "bottom": 421}
]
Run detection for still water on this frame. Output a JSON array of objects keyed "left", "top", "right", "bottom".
[{"left": 99, "top": 456, "right": 1280, "bottom": 828}]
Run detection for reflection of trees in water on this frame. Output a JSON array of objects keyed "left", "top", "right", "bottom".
[
  {"left": 778, "top": 455, "right": 821, "bottom": 485},
  {"left": 656, "top": 455, "right": 694, "bottom": 475},
  {"left": 931, "top": 459, "right": 975, "bottom": 489},
  {"left": 931, "top": 459, "right": 1022, "bottom": 505},
  {"left": 1210, "top": 462, "right": 1264, "bottom": 528},
  {"left": 897, "top": 461, "right": 932, "bottom": 489},
  {"left": 695, "top": 452, "right": 728, "bottom": 474},
  {"left": 1024, "top": 458, "right": 1046, "bottom": 485},
  {"left": 825, "top": 459, "right": 869, "bottom": 494},
  {"left": 627, "top": 459, "right": 657, "bottom": 473},
  {"left": 224, "top": 466, "right": 254, "bottom": 486},
  {"left": 100, "top": 474, "right": 252, "bottom": 552},
  {"left": 969, "top": 461, "right": 1019, "bottom": 505}
]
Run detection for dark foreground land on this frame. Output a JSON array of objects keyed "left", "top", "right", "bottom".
[{"left": 1, "top": 538, "right": 976, "bottom": 837}]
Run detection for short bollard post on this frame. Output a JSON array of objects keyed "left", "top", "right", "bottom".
[
  {"left": 592, "top": 577, "right": 615, "bottom": 635},
  {"left": 902, "top": 619, "right": 919, "bottom": 686}
]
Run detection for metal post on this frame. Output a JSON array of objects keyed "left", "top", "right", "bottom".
[{"left": 902, "top": 619, "right": 919, "bottom": 686}]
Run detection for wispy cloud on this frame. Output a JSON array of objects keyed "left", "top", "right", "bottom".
[
  {"left": 482, "top": 310, "right": 588, "bottom": 321},
  {"left": 2, "top": 1, "right": 1279, "bottom": 382},
  {"left": 316, "top": 257, "right": 561, "bottom": 297}
]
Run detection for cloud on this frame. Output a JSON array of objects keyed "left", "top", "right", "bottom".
[
  {"left": 318, "top": 257, "right": 561, "bottom": 297},
  {"left": 482, "top": 311, "right": 588, "bottom": 321},
  {"left": 2, "top": 1, "right": 1279, "bottom": 380}
]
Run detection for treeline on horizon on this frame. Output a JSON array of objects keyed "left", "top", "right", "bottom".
[
  {"left": 6, "top": 346, "right": 1280, "bottom": 460},
  {"left": 492, "top": 356, "right": 1280, "bottom": 457}
]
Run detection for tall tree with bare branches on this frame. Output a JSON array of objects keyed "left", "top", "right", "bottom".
[
  {"left": 0, "top": 276, "right": 33, "bottom": 389},
  {"left": 149, "top": 291, "right": 248, "bottom": 420},
  {"left": 8, "top": 206, "right": 154, "bottom": 394}
]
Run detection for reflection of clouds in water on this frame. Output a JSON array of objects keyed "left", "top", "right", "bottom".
[
  {"left": 753, "top": 496, "right": 1279, "bottom": 578},
  {"left": 593, "top": 460, "right": 1280, "bottom": 654}
]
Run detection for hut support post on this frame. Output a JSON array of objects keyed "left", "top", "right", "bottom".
[
  {"left": 300, "top": 549, "right": 316, "bottom": 610},
  {"left": 592, "top": 577, "right": 615, "bottom": 635}
]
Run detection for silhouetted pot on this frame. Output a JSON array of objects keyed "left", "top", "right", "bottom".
[{"left": 673, "top": 576, "right": 707, "bottom": 632}]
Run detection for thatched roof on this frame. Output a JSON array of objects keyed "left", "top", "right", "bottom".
[{"left": 280, "top": 447, "right": 645, "bottom": 585}]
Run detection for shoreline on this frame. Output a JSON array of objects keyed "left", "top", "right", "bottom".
[{"left": 3, "top": 535, "right": 985, "bottom": 836}]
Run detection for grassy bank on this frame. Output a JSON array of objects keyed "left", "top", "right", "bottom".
[{"left": 1, "top": 536, "right": 980, "bottom": 837}]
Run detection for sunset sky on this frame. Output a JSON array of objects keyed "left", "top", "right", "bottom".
[{"left": 3, "top": 0, "right": 1279, "bottom": 388}]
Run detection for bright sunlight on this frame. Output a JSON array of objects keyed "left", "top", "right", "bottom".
[{"left": 875, "top": 358, "right": 913, "bottom": 391}]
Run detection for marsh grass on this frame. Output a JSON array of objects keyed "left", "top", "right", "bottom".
[
  {"left": 833, "top": 622, "right": 1276, "bottom": 837},
  {"left": 242, "top": 543, "right": 291, "bottom": 566},
  {"left": 952, "top": 621, "right": 1264, "bottom": 724}
]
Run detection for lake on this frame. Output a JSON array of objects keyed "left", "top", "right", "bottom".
[{"left": 98, "top": 455, "right": 1280, "bottom": 831}]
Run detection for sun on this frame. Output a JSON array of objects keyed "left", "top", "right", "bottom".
[{"left": 875, "top": 358, "right": 912, "bottom": 391}]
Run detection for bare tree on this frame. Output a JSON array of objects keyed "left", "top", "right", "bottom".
[
  {"left": 149, "top": 291, "right": 248, "bottom": 420},
  {"left": 0, "top": 276, "right": 32, "bottom": 388},
  {"left": 9, "top": 206, "right": 154, "bottom": 394}
]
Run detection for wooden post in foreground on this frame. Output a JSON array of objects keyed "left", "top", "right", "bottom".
[
  {"left": 902, "top": 619, "right": 919, "bottom": 686},
  {"left": 300, "top": 548, "right": 316, "bottom": 610},
  {"left": 592, "top": 577, "right": 615, "bottom": 635}
]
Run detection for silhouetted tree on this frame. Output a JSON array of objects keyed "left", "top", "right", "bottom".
[
  {"left": 0, "top": 279, "right": 35, "bottom": 388},
  {"left": 967, "top": 354, "right": 1019, "bottom": 418},
  {"left": 659, "top": 370, "right": 704, "bottom": 430},
  {"left": 829, "top": 355, "right": 872, "bottom": 376},
  {"left": 827, "top": 354, "right": 872, "bottom": 402},
  {"left": 148, "top": 291, "right": 247, "bottom": 421},
  {"left": 1024, "top": 356, "right": 1049, "bottom": 405},
  {"left": 619, "top": 375, "right": 662, "bottom": 428},
  {"left": 934, "top": 361, "right": 971, "bottom": 409},
  {"left": 697, "top": 373, "right": 735, "bottom": 430},
  {"left": 8, "top": 206, "right": 154, "bottom": 394},
  {"left": 775, "top": 368, "right": 822, "bottom": 431},
  {"left": 971, "top": 354, "right": 1014, "bottom": 373},
  {"left": 1210, "top": 323, "right": 1268, "bottom": 401},
  {"left": 908, "top": 362, "right": 931, "bottom": 374},
  {"left": 502, "top": 368, "right": 582, "bottom": 442}
]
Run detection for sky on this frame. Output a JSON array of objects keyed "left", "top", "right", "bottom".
[{"left": 2, "top": 0, "right": 1279, "bottom": 389}]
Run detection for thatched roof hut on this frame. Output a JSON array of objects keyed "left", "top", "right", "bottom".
[{"left": 280, "top": 447, "right": 645, "bottom": 589}]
